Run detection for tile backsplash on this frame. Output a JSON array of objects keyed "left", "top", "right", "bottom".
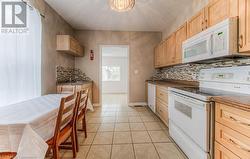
[
  {"left": 152, "top": 58, "right": 250, "bottom": 81},
  {"left": 57, "top": 66, "right": 91, "bottom": 83}
]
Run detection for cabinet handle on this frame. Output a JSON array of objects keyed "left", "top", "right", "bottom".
[
  {"left": 239, "top": 35, "right": 244, "bottom": 48},
  {"left": 224, "top": 113, "right": 250, "bottom": 126},
  {"left": 227, "top": 138, "right": 250, "bottom": 152},
  {"left": 227, "top": 114, "right": 250, "bottom": 127},
  {"left": 205, "top": 19, "right": 208, "bottom": 29}
]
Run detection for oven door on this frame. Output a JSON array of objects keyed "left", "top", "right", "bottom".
[{"left": 168, "top": 92, "right": 210, "bottom": 152}]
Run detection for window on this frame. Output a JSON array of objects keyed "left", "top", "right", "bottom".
[
  {"left": 0, "top": 6, "right": 41, "bottom": 107},
  {"left": 102, "top": 66, "right": 121, "bottom": 81}
]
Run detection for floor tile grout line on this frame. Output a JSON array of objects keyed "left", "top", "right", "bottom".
[
  {"left": 85, "top": 122, "right": 100, "bottom": 159},
  {"left": 109, "top": 131, "right": 115, "bottom": 159},
  {"left": 152, "top": 142, "right": 162, "bottom": 159}
]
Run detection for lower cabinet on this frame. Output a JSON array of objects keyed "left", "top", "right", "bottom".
[
  {"left": 156, "top": 86, "right": 169, "bottom": 126},
  {"left": 215, "top": 142, "right": 240, "bottom": 159},
  {"left": 215, "top": 103, "right": 250, "bottom": 159}
]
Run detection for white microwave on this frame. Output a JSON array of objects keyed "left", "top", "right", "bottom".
[{"left": 182, "top": 18, "right": 238, "bottom": 63}]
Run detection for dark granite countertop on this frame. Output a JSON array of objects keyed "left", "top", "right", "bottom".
[
  {"left": 147, "top": 80, "right": 250, "bottom": 111},
  {"left": 212, "top": 96, "right": 250, "bottom": 112},
  {"left": 57, "top": 81, "right": 93, "bottom": 85},
  {"left": 146, "top": 80, "right": 198, "bottom": 88}
]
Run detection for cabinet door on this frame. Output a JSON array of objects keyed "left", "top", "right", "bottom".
[
  {"left": 215, "top": 122, "right": 250, "bottom": 158},
  {"left": 239, "top": 0, "right": 250, "bottom": 53},
  {"left": 175, "top": 23, "right": 187, "bottom": 64},
  {"left": 206, "top": 0, "right": 238, "bottom": 28},
  {"left": 166, "top": 34, "right": 176, "bottom": 65},
  {"left": 187, "top": 8, "right": 206, "bottom": 37},
  {"left": 154, "top": 46, "right": 160, "bottom": 68},
  {"left": 159, "top": 43, "right": 165, "bottom": 67},
  {"left": 162, "top": 40, "right": 168, "bottom": 66},
  {"left": 215, "top": 142, "right": 240, "bottom": 159}
]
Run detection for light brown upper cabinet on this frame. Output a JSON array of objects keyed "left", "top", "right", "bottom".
[
  {"left": 187, "top": 8, "right": 206, "bottom": 38},
  {"left": 166, "top": 34, "right": 176, "bottom": 65},
  {"left": 154, "top": 43, "right": 165, "bottom": 68},
  {"left": 175, "top": 23, "right": 187, "bottom": 64},
  {"left": 206, "top": 0, "right": 238, "bottom": 28},
  {"left": 239, "top": 0, "right": 250, "bottom": 53},
  {"left": 57, "top": 35, "right": 84, "bottom": 57},
  {"left": 162, "top": 40, "right": 168, "bottom": 66},
  {"left": 154, "top": 45, "right": 160, "bottom": 68}
]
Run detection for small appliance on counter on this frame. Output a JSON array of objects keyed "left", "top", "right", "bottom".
[{"left": 168, "top": 66, "right": 250, "bottom": 159}]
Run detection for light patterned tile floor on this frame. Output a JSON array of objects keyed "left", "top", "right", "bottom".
[{"left": 46, "top": 94, "right": 187, "bottom": 159}]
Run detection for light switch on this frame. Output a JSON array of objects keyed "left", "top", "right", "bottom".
[{"left": 134, "top": 70, "right": 139, "bottom": 75}]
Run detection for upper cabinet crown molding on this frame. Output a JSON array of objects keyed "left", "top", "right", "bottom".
[{"left": 57, "top": 35, "right": 84, "bottom": 57}]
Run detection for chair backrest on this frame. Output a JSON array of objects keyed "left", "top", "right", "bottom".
[
  {"left": 53, "top": 93, "right": 80, "bottom": 140},
  {"left": 60, "top": 85, "right": 75, "bottom": 94},
  {"left": 77, "top": 89, "right": 88, "bottom": 118},
  {"left": 0, "top": 152, "right": 17, "bottom": 159}
]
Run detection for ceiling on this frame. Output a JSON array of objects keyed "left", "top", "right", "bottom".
[{"left": 45, "top": 0, "right": 192, "bottom": 32}]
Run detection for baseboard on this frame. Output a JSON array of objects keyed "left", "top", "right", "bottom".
[
  {"left": 93, "top": 103, "right": 101, "bottom": 107},
  {"left": 128, "top": 102, "right": 147, "bottom": 107}
]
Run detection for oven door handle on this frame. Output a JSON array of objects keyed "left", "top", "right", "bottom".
[{"left": 169, "top": 92, "right": 210, "bottom": 110}]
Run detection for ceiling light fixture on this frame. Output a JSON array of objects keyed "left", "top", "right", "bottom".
[{"left": 109, "top": 0, "right": 135, "bottom": 12}]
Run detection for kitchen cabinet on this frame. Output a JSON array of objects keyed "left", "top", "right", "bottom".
[
  {"left": 215, "top": 142, "right": 240, "bottom": 159},
  {"left": 154, "top": 41, "right": 167, "bottom": 68},
  {"left": 206, "top": 0, "right": 238, "bottom": 28},
  {"left": 175, "top": 23, "right": 187, "bottom": 64},
  {"left": 156, "top": 86, "right": 169, "bottom": 126},
  {"left": 166, "top": 33, "right": 176, "bottom": 65},
  {"left": 162, "top": 40, "right": 168, "bottom": 66},
  {"left": 154, "top": 45, "right": 160, "bottom": 68},
  {"left": 239, "top": 0, "right": 250, "bottom": 53},
  {"left": 215, "top": 103, "right": 250, "bottom": 159},
  {"left": 187, "top": 8, "right": 206, "bottom": 38},
  {"left": 57, "top": 35, "right": 84, "bottom": 57}
]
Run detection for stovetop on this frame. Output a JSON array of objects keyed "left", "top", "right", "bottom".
[{"left": 169, "top": 87, "right": 248, "bottom": 102}]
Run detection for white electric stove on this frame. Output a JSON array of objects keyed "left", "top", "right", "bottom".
[{"left": 168, "top": 66, "right": 250, "bottom": 159}]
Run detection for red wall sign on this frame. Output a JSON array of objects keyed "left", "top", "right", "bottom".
[{"left": 90, "top": 50, "right": 94, "bottom": 60}]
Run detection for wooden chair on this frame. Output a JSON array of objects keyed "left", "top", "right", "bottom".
[
  {"left": 75, "top": 89, "right": 89, "bottom": 151},
  {"left": 46, "top": 93, "right": 80, "bottom": 159},
  {"left": 0, "top": 152, "right": 17, "bottom": 159}
]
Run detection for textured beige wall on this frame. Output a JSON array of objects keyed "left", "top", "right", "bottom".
[
  {"left": 41, "top": 2, "right": 75, "bottom": 95},
  {"left": 162, "top": 0, "right": 209, "bottom": 39},
  {"left": 75, "top": 31, "right": 161, "bottom": 104}
]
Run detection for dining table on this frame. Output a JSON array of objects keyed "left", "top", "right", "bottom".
[{"left": 0, "top": 94, "right": 93, "bottom": 159}]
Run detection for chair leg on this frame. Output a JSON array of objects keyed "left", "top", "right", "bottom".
[
  {"left": 52, "top": 146, "right": 59, "bottom": 159},
  {"left": 83, "top": 116, "right": 87, "bottom": 138},
  {"left": 71, "top": 132, "right": 77, "bottom": 158},
  {"left": 74, "top": 124, "right": 79, "bottom": 152}
]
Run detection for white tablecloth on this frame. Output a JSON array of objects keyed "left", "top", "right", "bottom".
[{"left": 0, "top": 94, "right": 93, "bottom": 158}]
